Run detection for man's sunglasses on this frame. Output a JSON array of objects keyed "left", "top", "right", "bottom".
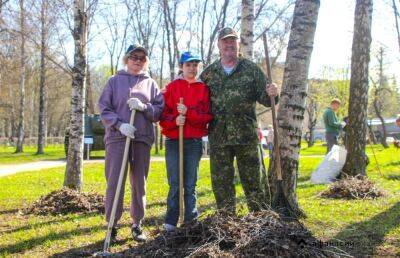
[{"left": 128, "top": 55, "right": 146, "bottom": 62}]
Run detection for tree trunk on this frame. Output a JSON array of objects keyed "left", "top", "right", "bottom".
[
  {"left": 342, "top": 0, "right": 373, "bottom": 176},
  {"left": 37, "top": 0, "right": 47, "bottom": 155},
  {"left": 373, "top": 98, "right": 389, "bottom": 148},
  {"left": 86, "top": 62, "right": 95, "bottom": 114},
  {"left": 392, "top": 0, "right": 400, "bottom": 52},
  {"left": 269, "top": 0, "right": 320, "bottom": 217},
  {"left": 64, "top": 0, "right": 87, "bottom": 191},
  {"left": 16, "top": 0, "right": 26, "bottom": 153},
  {"left": 367, "top": 122, "right": 377, "bottom": 144},
  {"left": 306, "top": 97, "right": 316, "bottom": 147},
  {"left": 240, "top": 0, "right": 254, "bottom": 59},
  {"left": 373, "top": 47, "right": 389, "bottom": 148}
]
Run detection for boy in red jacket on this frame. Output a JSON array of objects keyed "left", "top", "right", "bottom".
[{"left": 160, "top": 52, "right": 213, "bottom": 231}]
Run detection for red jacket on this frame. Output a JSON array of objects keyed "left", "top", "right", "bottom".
[{"left": 160, "top": 78, "right": 213, "bottom": 139}]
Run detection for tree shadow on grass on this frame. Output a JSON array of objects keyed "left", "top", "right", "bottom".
[
  {"left": 1, "top": 212, "right": 99, "bottom": 235},
  {"left": 0, "top": 208, "right": 18, "bottom": 215},
  {"left": 329, "top": 201, "right": 400, "bottom": 257},
  {"left": 383, "top": 161, "right": 400, "bottom": 167},
  {"left": 385, "top": 174, "right": 400, "bottom": 180},
  {"left": 0, "top": 224, "right": 106, "bottom": 255}
]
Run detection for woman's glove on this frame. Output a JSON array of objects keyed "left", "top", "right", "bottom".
[
  {"left": 119, "top": 123, "right": 136, "bottom": 139},
  {"left": 127, "top": 98, "right": 147, "bottom": 111},
  {"left": 177, "top": 103, "right": 187, "bottom": 115},
  {"left": 176, "top": 115, "right": 185, "bottom": 126}
]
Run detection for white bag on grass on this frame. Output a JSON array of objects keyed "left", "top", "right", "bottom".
[{"left": 311, "top": 145, "right": 347, "bottom": 184}]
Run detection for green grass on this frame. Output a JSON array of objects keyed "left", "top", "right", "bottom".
[
  {"left": 0, "top": 146, "right": 399, "bottom": 256},
  {"left": 0, "top": 145, "right": 165, "bottom": 165},
  {"left": 0, "top": 145, "right": 66, "bottom": 165}
]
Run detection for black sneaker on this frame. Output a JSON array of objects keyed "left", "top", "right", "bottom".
[
  {"left": 131, "top": 225, "right": 147, "bottom": 242},
  {"left": 110, "top": 227, "right": 117, "bottom": 243}
]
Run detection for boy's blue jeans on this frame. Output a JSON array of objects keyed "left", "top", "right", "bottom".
[{"left": 165, "top": 138, "right": 203, "bottom": 226}]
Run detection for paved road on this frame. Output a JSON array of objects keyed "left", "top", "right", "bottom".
[{"left": 0, "top": 155, "right": 328, "bottom": 178}]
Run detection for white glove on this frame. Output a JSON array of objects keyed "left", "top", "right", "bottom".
[
  {"left": 176, "top": 115, "right": 185, "bottom": 126},
  {"left": 177, "top": 103, "right": 187, "bottom": 115},
  {"left": 127, "top": 98, "right": 147, "bottom": 111},
  {"left": 119, "top": 123, "right": 136, "bottom": 139},
  {"left": 341, "top": 121, "right": 346, "bottom": 127}
]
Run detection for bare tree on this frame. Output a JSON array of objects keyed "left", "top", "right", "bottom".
[
  {"left": 342, "top": 0, "right": 373, "bottom": 176},
  {"left": 305, "top": 94, "right": 317, "bottom": 147},
  {"left": 371, "top": 47, "right": 390, "bottom": 148},
  {"left": 101, "top": 4, "right": 130, "bottom": 75},
  {"left": 162, "top": 0, "right": 180, "bottom": 80},
  {"left": 392, "top": 0, "right": 400, "bottom": 52},
  {"left": 15, "top": 0, "right": 26, "bottom": 153},
  {"left": 240, "top": 0, "right": 254, "bottom": 59},
  {"left": 64, "top": 0, "right": 88, "bottom": 191},
  {"left": 270, "top": 0, "right": 320, "bottom": 217},
  {"left": 36, "top": 0, "right": 48, "bottom": 154}
]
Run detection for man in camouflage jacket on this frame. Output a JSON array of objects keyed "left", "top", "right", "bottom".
[{"left": 200, "top": 27, "right": 279, "bottom": 214}]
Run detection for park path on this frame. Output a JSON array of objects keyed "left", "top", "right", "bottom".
[
  {"left": 0, "top": 155, "right": 327, "bottom": 178},
  {"left": 0, "top": 156, "right": 166, "bottom": 177}
]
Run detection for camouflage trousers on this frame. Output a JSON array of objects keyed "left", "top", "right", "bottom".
[{"left": 210, "top": 144, "right": 265, "bottom": 214}]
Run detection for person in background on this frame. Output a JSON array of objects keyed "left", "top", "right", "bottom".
[
  {"left": 323, "top": 98, "right": 343, "bottom": 153},
  {"left": 98, "top": 44, "right": 164, "bottom": 243},
  {"left": 160, "top": 51, "right": 213, "bottom": 231},
  {"left": 265, "top": 125, "right": 274, "bottom": 158}
]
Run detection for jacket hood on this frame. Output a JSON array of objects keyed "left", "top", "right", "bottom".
[{"left": 116, "top": 69, "right": 149, "bottom": 78}]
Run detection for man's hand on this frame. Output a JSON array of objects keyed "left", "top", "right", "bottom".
[
  {"left": 176, "top": 115, "right": 185, "bottom": 126},
  {"left": 266, "top": 83, "right": 278, "bottom": 97},
  {"left": 177, "top": 103, "right": 187, "bottom": 115},
  {"left": 341, "top": 121, "right": 346, "bottom": 127},
  {"left": 127, "top": 97, "right": 147, "bottom": 111},
  {"left": 119, "top": 123, "right": 136, "bottom": 139}
]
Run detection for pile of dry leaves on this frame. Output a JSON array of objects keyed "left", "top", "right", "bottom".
[
  {"left": 118, "top": 210, "right": 336, "bottom": 258},
  {"left": 320, "top": 175, "right": 385, "bottom": 199},
  {"left": 24, "top": 187, "right": 104, "bottom": 215}
]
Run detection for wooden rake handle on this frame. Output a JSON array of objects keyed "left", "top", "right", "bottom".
[
  {"left": 262, "top": 33, "right": 283, "bottom": 181},
  {"left": 178, "top": 98, "right": 184, "bottom": 224},
  {"left": 103, "top": 109, "right": 136, "bottom": 252}
]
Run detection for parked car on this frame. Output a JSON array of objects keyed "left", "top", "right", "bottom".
[
  {"left": 368, "top": 118, "right": 400, "bottom": 142},
  {"left": 64, "top": 114, "right": 105, "bottom": 159}
]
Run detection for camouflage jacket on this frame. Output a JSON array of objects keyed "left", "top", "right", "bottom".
[{"left": 200, "top": 57, "right": 278, "bottom": 146}]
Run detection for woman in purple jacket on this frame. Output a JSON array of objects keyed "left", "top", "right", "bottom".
[{"left": 98, "top": 44, "right": 164, "bottom": 243}]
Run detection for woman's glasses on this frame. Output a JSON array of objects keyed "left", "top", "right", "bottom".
[{"left": 128, "top": 55, "right": 146, "bottom": 62}]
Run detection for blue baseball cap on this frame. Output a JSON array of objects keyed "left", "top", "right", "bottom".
[
  {"left": 179, "top": 51, "right": 201, "bottom": 64},
  {"left": 125, "top": 44, "right": 148, "bottom": 56}
]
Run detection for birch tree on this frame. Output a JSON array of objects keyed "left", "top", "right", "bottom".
[
  {"left": 36, "top": 0, "right": 48, "bottom": 154},
  {"left": 269, "top": 0, "right": 320, "bottom": 217},
  {"left": 15, "top": 0, "right": 26, "bottom": 153},
  {"left": 240, "top": 0, "right": 254, "bottom": 59},
  {"left": 64, "top": 0, "right": 88, "bottom": 190},
  {"left": 342, "top": 0, "right": 373, "bottom": 176}
]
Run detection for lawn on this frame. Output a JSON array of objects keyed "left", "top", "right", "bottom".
[
  {"left": 0, "top": 145, "right": 166, "bottom": 165},
  {"left": 0, "top": 145, "right": 399, "bottom": 257}
]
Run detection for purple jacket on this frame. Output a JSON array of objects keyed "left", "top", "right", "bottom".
[{"left": 98, "top": 70, "right": 164, "bottom": 146}]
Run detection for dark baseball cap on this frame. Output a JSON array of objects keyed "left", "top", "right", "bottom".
[
  {"left": 218, "top": 27, "right": 239, "bottom": 40},
  {"left": 125, "top": 44, "right": 148, "bottom": 56}
]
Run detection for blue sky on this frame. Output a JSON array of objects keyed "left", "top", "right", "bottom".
[
  {"left": 87, "top": 0, "right": 400, "bottom": 84},
  {"left": 309, "top": 0, "right": 400, "bottom": 81}
]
